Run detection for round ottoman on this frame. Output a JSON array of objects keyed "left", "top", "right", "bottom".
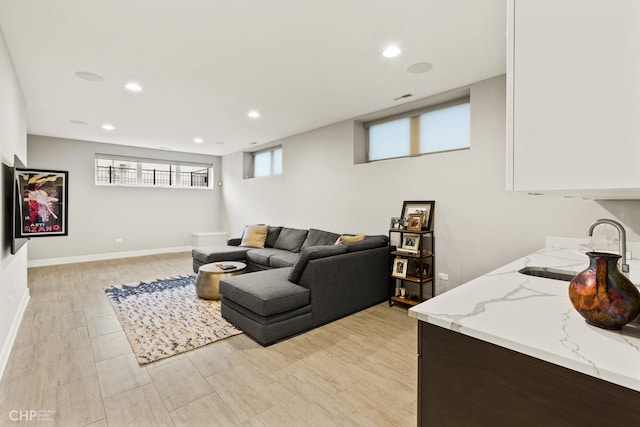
[{"left": 195, "top": 261, "right": 247, "bottom": 300}]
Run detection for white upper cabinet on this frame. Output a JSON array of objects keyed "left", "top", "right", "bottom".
[{"left": 507, "top": 0, "right": 640, "bottom": 198}]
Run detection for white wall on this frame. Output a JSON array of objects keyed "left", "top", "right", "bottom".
[
  {"left": 222, "top": 75, "right": 640, "bottom": 292},
  {"left": 27, "top": 136, "right": 222, "bottom": 262},
  {"left": 0, "top": 26, "right": 29, "bottom": 379}
]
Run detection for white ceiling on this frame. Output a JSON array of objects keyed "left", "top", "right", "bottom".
[{"left": 0, "top": 0, "right": 506, "bottom": 156}]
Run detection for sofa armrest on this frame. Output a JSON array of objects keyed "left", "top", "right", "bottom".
[
  {"left": 288, "top": 245, "right": 348, "bottom": 284},
  {"left": 227, "top": 238, "right": 242, "bottom": 246},
  {"left": 299, "top": 245, "right": 390, "bottom": 325}
]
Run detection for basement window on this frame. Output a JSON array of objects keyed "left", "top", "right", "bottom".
[
  {"left": 95, "top": 155, "right": 213, "bottom": 189},
  {"left": 251, "top": 147, "right": 282, "bottom": 178},
  {"left": 365, "top": 97, "right": 470, "bottom": 162}
]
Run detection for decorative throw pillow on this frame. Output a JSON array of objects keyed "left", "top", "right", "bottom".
[
  {"left": 239, "top": 225, "right": 269, "bottom": 248},
  {"left": 335, "top": 234, "right": 365, "bottom": 245}
]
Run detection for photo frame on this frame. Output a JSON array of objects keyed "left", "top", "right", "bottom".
[
  {"left": 392, "top": 257, "right": 408, "bottom": 278},
  {"left": 389, "top": 217, "right": 402, "bottom": 230},
  {"left": 409, "top": 260, "right": 431, "bottom": 279},
  {"left": 407, "top": 213, "right": 423, "bottom": 232},
  {"left": 16, "top": 168, "right": 69, "bottom": 238},
  {"left": 401, "top": 200, "right": 435, "bottom": 231},
  {"left": 402, "top": 233, "right": 420, "bottom": 252}
]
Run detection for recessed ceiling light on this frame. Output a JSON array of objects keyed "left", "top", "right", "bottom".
[
  {"left": 382, "top": 46, "right": 401, "bottom": 58},
  {"left": 101, "top": 124, "right": 115, "bottom": 130},
  {"left": 194, "top": 138, "right": 204, "bottom": 143},
  {"left": 125, "top": 82, "right": 143, "bottom": 92},
  {"left": 407, "top": 62, "right": 433, "bottom": 74},
  {"left": 70, "top": 120, "right": 88, "bottom": 125},
  {"left": 249, "top": 142, "right": 258, "bottom": 145},
  {"left": 248, "top": 111, "right": 260, "bottom": 118},
  {"left": 75, "top": 71, "right": 104, "bottom": 81}
]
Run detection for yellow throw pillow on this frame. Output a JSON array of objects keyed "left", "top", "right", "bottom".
[
  {"left": 336, "top": 234, "right": 365, "bottom": 245},
  {"left": 240, "top": 225, "right": 269, "bottom": 248}
]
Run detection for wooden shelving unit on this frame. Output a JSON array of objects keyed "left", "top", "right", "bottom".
[{"left": 389, "top": 228, "right": 435, "bottom": 307}]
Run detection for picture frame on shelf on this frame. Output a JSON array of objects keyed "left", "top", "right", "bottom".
[
  {"left": 392, "top": 257, "right": 408, "bottom": 278},
  {"left": 390, "top": 217, "right": 402, "bottom": 230},
  {"left": 407, "top": 213, "right": 423, "bottom": 231},
  {"left": 409, "top": 260, "right": 430, "bottom": 279},
  {"left": 401, "top": 200, "right": 435, "bottom": 231},
  {"left": 402, "top": 233, "right": 420, "bottom": 252}
]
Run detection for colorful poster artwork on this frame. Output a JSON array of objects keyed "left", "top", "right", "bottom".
[{"left": 17, "top": 169, "right": 68, "bottom": 237}]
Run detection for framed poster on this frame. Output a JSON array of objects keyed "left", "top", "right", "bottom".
[{"left": 16, "top": 169, "right": 68, "bottom": 237}]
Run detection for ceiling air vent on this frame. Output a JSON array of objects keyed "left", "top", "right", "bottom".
[{"left": 393, "top": 93, "right": 413, "bottom": 101}]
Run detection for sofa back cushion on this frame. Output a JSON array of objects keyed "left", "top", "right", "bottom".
[
  {"left": 265, "top": 226, "right": 283, "bottom": 248},
  {"left": 288, "top": 245, "right": 348, "bottom": 284},
  {"left": 239, "top": 225, "right": 269, "bottom": 248},
  {"left": 273, "top": 228, "right": 308, "bottom": 253},
  {"left": 342, "top": 235, "right": 388, "bottom": 252},
  {"left": 301, "top": 228, "right": 341, "bottom": 250}
]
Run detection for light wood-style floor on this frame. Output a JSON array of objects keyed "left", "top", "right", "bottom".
[{"left": 0, "top": 252, "right": 417, "bottom": 426}]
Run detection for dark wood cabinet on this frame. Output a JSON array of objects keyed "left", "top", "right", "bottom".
[{"left": 418, "top": 321, "right": 640, "bottom": 426}]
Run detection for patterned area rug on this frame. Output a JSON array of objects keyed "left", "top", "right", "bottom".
[{"left": 105, "top": 275, "right": 243, "bottom": 365}]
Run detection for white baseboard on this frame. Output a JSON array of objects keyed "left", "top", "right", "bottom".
[
  {"left": 27, "top": 246, "right": 193, "bottom": 268},
  {"left": 0, "top": 288, "right": 30, "bottom": 381}
]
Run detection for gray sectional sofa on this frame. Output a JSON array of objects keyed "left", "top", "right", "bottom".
[{"left": 191, "top": 227, "right": 390, "bottom": 345}]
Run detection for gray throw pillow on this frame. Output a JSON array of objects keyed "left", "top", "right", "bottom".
[
  {"left": 288, "top": 245, "right": 348, "bottom": 284},
  {"left": 273, "top": 228, "right": 309, "bottom": 253},
  {"left": 301, "top": 228, "right": 340, "bottom": 250}
]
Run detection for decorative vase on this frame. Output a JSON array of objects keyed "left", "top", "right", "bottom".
[{"left": 568, "top": 252, "right": 640, "bottom": 330}]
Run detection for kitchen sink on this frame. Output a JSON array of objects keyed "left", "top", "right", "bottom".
[{"left": 518, "top": 266, "right": 576, "bottom": 282}]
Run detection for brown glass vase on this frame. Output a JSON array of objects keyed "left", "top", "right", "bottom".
[{"left": 568, "top": 252, "right": 640, "bottom": 330}]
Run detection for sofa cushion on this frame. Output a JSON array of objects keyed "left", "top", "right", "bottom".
[
  {"left": 273, "top": 228, "right": 308, "bottom": 253},
  {"left": 240, "top": 225, "right": 268, "bottom": 248},
  {"left": 265, "top": 226, "right": 283, "bottom": 248},
  {"left": 222, "top": 297, "right": 312, "bottom": 325},
  {"left": 246, "top": 248, "right": 293, "bottom": 267},
  {"left": 192, "top": 245, "right": 251, "bottom": 264},
  {"left": 221, "top": 299, "right": 313, "bottom": 346},
  {"left": 288, "top": 245, "right": 348, "bottom": 284},
  {"left": 219, "top": 268, "right": 310, "bottom": 316},
  {"left": 344, "top": 235, "right": 389, "bottom": 252},
  {"left": 270, "top": 252, "right": 300, "bottom": 268},
  {"left": 301, "top": 228, "right": 341, "bottom": 250}
]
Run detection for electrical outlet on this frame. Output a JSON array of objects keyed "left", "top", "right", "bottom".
[
  {"left": 438, "top": 272, "right": 449, "bottom": 281},
  {"left": 115, "top": 238, "right": 123, "bottom": 243}
]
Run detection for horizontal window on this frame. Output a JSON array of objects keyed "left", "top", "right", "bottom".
[
  {"left": 365, "top": 98, "right": 470, "bottom": 162},
  {"left": 95, "top": 155, "right": 213, "bottom": 189},
  {"left": 251, "top": 147, "right": 282, "bottom": 178}
]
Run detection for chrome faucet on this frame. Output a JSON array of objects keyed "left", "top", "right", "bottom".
[{"left": 587, "top": 219, "right": 629, "bottom": 276}]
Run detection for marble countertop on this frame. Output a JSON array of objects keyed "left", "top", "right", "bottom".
[{"left": 408, "top": 243, "right": 640, "bottom": 392}]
